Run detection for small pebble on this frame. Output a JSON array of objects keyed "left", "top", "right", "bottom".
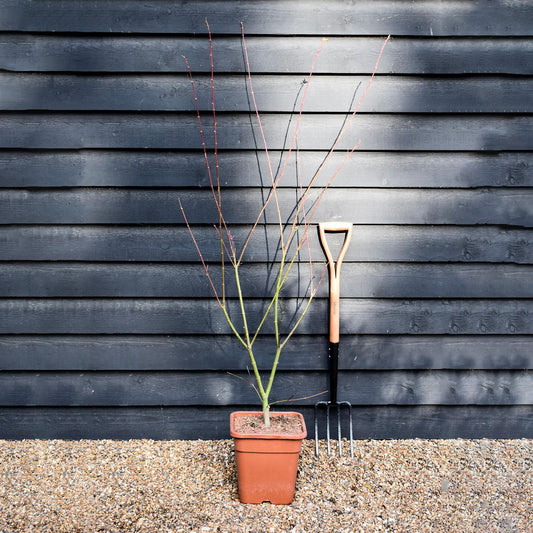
[{"left": 0, "top": 439, "right": 530, "bottom": 532}]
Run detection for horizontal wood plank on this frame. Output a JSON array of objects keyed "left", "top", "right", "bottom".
[
  {"left": 1, "top": 151, "right": 532, "bottom": 189},
  {"left": 0, "top": 370, "right": 323, "bottom": 406},
  {"left": 0, "top": 370, "right": 530, "bottom": 406},
  {"left": 1, "top": 405, "right": 531, "bottom": 440},
  {"left": 337, "top": 370, "right": 533, "bottom": 406},
  {"left": 1, "top": 36, "right": 532, "bottom": 74},
  {"left": 0, "top": 334, "right": 531, "bottom": 371},
  {"left": 2, "top": 225, "right": 532, "bottom": 264},
  {"left": 2, "top": 262, "right": 533, "bottom": 299},
  {"left": 3, "top": 74, "right": 533, "bottom": 113},
  {"left": 1, "top": 114, "right": 532, "bottom": 151},
  {"left": 0, "top": 0, "right": 531, "bottom": 440},
  {"left": 343, "top": 335, "right": 533, "bottom": 371},
  {"left": 0, "top": 299, "right": 531, "bottom": 335},
  {"left": 1, "top": 1, "right": 532, "bottom": 36},
  {"left": 2, "top": 188, "right": 532, "bottom": 226},
  {"left": 0, "top": 334, "right": 326, "bottom": 372}
]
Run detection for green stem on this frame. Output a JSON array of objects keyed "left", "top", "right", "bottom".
[
  {"left": 280, "top": 288, "right": 317, "bottom": 350},
  {"left": 273, "top": 257, "right": 284, "bottom": 354},
  {"left": 264, "top": 344, "right": 282, "bottom": 400},
  {"left": 261, "top": 397, "right": 270, "bottom": 426},
  {"left": 220, "top": 305, "right": 247, "bottom": 350},
  {"left": 233, "top": 264, "right": 268, "bottom": 415},
  {"left": 262, "top": 244, "right": 288, "bottom": 409}
]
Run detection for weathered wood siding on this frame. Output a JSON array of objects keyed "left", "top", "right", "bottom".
[{"left": 0, "top": 0, "right": 532, "bottom": 439}]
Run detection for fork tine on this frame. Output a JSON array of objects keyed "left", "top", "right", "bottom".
[
  {"left": 326, "top": 404, "right": 331, "bottom": 456},
  {"left": 347, "top": 403, "right": 354, "bottom": 458},
  {"left": 339, "top": 401, "right": 354, "bottom": 458},
  {"left": 314, "top": 401, "right": 328, "bottom": 457},
  {"left": 336, "top": 403, "right": 342, "bottom": 457},
  {"left": 314, "top": 402, "right": 320, "bottom": 457},
  {"left": 314, "top": 401, "right": 354, "bottom": 458}
]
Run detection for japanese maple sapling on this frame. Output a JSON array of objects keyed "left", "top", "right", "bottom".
[{"left": 180, "top": 22, "right": 389, "bottom": 426}]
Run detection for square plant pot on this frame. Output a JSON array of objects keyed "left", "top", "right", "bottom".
[{"left": 230, "top": 411, "right": 307, "bottom": 504}]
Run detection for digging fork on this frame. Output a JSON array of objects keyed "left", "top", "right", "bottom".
[{"left": 314, "top": 222, "right": 354, "bottom": 458}]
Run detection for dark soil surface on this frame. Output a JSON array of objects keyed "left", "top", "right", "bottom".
[{"left": 233, "top": 413, "right": 305, "bottom": 435}]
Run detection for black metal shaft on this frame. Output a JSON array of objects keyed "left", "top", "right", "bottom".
[{"left": 329, "top": 342, "right": 339, "bottom": 404}]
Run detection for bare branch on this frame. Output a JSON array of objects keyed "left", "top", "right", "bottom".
[
  {"left": 227, "top": 371, "right": 262, "bottom": 402},
  {"left": 238, "top": 33, "right": 328, "bottom": 265},
  {"left": 181, "top": 28, "right": 389, "bottom": 421},
  {"left": 270, "top": 389, "right": 328, "bottom": 406},
  {"left": 178, "top": 199, "right": 222, "bottom": 306}
]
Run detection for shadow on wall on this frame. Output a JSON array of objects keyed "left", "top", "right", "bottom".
[
  {"left": 1, "top": 2, "right": 532, "bottom": 436},
  {"left": 331, "top": 2, "right": 533, "bottom": 431}
]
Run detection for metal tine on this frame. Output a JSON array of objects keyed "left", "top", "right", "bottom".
[
  {"left": 314, "top": 402, "right": 332, "bottom": 457},
  {"left": 339, "top": 401, "right": 354, "bottom": 458},
  {"left": 336, "top": 403, "right": 342, "bottom": 457},
  {"left": 314, "top": 402, "right": 322, "bottom": 457},
  {"left": 346, "top": 402, "right": 353, "bottom": 459},
  {"left": 314, "top": 401, "right": 354, "bottom": 458},
  {"left": 326, "top": 405, "right": 332, "bottom": 456},
  {"left": 314, "top": 401, "right": 331, "bottom": 457}
]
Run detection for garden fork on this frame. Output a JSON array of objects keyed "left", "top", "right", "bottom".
[{"left": 314, "top": 222, "right": 354, "bottom": 458}]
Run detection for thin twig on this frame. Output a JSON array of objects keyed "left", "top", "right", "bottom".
[
  {"left": 284, "top": 35, "right": 391, "bottom": 248},
  {"left": 205, "top": 20, "right": 227, "bottom": 303},
  {"left": 178, "top": 199, "right": 221, "bottom": 306},
  {"left": 227, "top": 371, "right": 262, "bottom": 402},
  {"left": 270, "top": 390, "right": 328, "bottom": 405},
  {"left": 240, "top": 21, "right": 282, "bottom": 247},
  {"left": 237, "top": 33, "right": 328, "bottom": 265}
]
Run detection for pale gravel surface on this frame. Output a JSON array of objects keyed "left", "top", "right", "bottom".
[{"left": 0, "top": 439, "right": 531, "bottom": 532}]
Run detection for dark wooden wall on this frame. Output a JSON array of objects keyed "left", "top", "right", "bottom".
[{"left": 0, "top": 0, "right": 532, "bottom": 439}]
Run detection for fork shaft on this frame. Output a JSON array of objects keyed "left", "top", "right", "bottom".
[{"left": 329, "top": 342, "right": 339, "bottom": 404}]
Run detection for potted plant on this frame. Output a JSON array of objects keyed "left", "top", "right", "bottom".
[{"left": 180, "top": 22, "right": 388, "bottom": 504}]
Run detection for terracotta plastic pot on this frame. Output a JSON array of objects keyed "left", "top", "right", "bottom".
[{"left": 230, "top": 411, "right": 307, "bottom": 504}]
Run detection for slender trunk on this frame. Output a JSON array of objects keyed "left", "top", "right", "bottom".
[{"left": 262, "top": 397, "right": 270, "bottom": 427}]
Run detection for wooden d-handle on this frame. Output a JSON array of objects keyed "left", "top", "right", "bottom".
[{"left": 318, "top": 222, "right": 353, "bottom": 343}]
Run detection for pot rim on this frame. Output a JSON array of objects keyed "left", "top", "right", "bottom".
[{"left": 230, "top": 411, "right": 307, "bottom": 440}]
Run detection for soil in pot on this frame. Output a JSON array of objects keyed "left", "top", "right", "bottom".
[{"left": 233, "top": 413, "right": 304, "bottom": 436}]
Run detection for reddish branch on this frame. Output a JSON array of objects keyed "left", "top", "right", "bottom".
[{"left": 180, "top": 23, "right": 389, "bottom": 425}]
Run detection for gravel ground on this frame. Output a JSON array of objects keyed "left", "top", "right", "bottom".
[{"left": 0, "top": 439, "right": 531, "bottom": 532}]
